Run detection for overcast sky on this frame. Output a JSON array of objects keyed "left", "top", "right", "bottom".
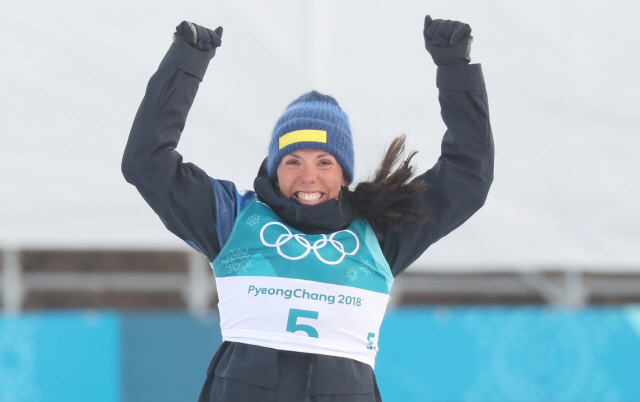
[{"left": 1, "top": 0, "right": 639, "bottom": 272}]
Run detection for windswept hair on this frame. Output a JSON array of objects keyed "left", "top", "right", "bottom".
[{"left": 343, "top": 135, "right": 426, "bottom": 231}]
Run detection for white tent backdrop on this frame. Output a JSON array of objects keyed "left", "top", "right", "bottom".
[{"left": 1, "top": 1, "right": 639, "bottom": 271}]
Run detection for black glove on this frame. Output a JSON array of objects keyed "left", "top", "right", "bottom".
[
  {"left": 173, "top": 21, "right": 223, "bottom": 58},
  {"left": 423, "top": 15, "right": 472, "bottom": 66}
]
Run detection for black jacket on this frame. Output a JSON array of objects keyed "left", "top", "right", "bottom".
[{"left": 122, "top": 41, "right": 493, "bottom": 402}]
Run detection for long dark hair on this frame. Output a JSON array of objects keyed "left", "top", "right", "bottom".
[{"left": 342, "top": 135, "right": 426, "bottom": 231}]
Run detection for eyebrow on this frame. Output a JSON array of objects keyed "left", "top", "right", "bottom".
[{"left": 287, "top": 152, "right": 332, "bottom": 159}]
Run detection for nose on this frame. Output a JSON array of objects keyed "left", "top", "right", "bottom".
[{"left": 300, "top": 165, "right": 317, "bottom": 184}]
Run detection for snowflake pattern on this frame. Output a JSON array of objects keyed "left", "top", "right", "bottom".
[
  {"left": 359, "top": 260, "right": 375, "bottom": 276},
  {"left": 223, "top": 249, "right": 252, "bottom": 274},
  {"left": 246, "top": 214, "right": 260, "bottom": 226},
  {"left": 347, "top": 267, "right": 358, "bottom": 281}
]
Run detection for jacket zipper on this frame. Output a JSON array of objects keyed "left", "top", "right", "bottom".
[
  {"left": 305, "top": 355, "right": 315, "bottom": 402},
  {"left": 295, "top": 204, "right": 302, "bottom": 222}
]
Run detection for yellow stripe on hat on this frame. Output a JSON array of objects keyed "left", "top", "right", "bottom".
[{"left": 279, "top": 129, "right": 327, "bottom": 149}]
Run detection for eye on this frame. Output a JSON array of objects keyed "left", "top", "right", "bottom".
[
  {"left": 318, "top": 159, "right": 332, "bottom": 166},
  {"left": 285, "top": 159, "right": 300, "bottom": 166}
]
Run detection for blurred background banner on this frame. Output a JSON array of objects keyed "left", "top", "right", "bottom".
[
  {"left": 0, "top": 311, "right": 120, "bottom": 402},
  {"left": 2, "top": 307, "right": 640, "bottom": 402},
  {"left": 376, "top": 307, "right": 640, "bottom": 402}
]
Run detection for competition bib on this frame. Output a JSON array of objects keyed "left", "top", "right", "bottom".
[{"left": 211, "top": 198, "right": 394, "bottom": 368}]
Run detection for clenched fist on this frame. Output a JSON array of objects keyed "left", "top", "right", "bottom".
[{"left": 423, "top": 15, "right": 472, "bottom": 66}]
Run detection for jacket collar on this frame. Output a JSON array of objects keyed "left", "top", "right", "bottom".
[{"left": 253, "top": 159, "right": 354, "bottom": 234}]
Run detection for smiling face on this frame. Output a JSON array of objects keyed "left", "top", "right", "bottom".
[{"left": 276, "top": 149, "right": 348, "bottom": 205}]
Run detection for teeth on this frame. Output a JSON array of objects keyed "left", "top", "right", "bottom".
[{"left": 297, "top": 192, "right": 322, "bottom": 202}]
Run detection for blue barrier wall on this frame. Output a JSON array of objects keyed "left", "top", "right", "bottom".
[
  {"left": 0, "top": 311, "right": 120, "bottom": 402},
  {"left": 2, "top": 307, "right": 640, "bottom": 402},
  {"left": 375, "top": 307, "right": 640, "bottom": 402},
  {"left": 120, "top": 313, "right": 222, "bottom": 402}
]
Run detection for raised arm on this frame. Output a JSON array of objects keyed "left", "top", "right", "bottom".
[
  {"left": 121, "top": 22, "right": 227, "bottom": 261},
  {"left": 381, "top": 16, "right": 495, "bottom": 276}
]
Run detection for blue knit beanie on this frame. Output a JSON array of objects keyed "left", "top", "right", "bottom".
[{"left": 267, "top": 90, "right": 354, "bottom": 184}]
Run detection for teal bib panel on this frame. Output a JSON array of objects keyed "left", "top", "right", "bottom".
[{"left": 213, "top": 199, "right": 393, "bottom": 294}]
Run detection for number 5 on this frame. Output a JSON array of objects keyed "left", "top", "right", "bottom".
[{"left": 286, "top": 308, "right": 319, "bottom": 338}]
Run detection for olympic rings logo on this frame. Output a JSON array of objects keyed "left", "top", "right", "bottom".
[{"left": 259, "top": 222, "right": 359, "bottom": 265}]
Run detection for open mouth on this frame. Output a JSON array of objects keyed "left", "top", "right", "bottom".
[{"left": 294, "top": 191, "right": 324, "bottom": 204}]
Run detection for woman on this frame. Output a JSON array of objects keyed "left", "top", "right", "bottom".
[{"left": 123, "top": 15, "right": 493, "bottom": 402}]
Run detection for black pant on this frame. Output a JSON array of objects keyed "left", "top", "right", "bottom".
[{"left": 198, "top": 342, "right": 382, "bottom": 402}]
